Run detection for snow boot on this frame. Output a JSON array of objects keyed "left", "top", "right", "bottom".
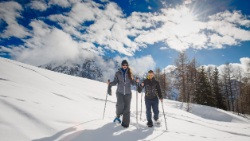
[
  {"left": 147, "top": 121, "right": 153, "bottom": 127},
  {"left": 121, "top": 122, "right": 129, "bottom": 128}
]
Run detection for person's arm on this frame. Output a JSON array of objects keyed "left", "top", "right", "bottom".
[
  {"left": 156, "top": 81, "right": 163, "bottom": 100},
  {"left": 109, "top": 73, "right": 118, "bottom": 86},
  {"left": 137, "top": 80, "right": 145, "bottom": 93},
  {"left": 130, "top": 77, "right": 136, "bottom": 85}
]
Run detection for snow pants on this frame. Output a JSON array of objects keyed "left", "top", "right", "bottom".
[
  {"left": 116, "top": 93, "right": 132, "bottom": 126},
  {"left": 145, "top": 97, "right": 159, "bottom": 122}
]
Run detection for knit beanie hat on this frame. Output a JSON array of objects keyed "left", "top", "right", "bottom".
[{"left": 121, "top": 60, "right": 128, "bottom": 66}]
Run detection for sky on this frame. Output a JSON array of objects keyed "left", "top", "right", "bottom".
[{"left": 0, "top": 0, "right": 250, "bottom": 77}]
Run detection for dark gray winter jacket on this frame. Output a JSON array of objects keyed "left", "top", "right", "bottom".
[
  {"left": 110, "top": 68, "right": 136, "bottom": 95},
  {"left": 138, "top": 77, "right": 163, "bottom": 99}
]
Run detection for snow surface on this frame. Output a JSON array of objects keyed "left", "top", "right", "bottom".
[{"left": 0, "top": 57, "right": 250, "bottom": 141}]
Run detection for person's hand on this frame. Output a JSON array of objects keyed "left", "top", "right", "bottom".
[
  {"left": 141, "top": 83, "right": 144, "bottom": 87},
  {"left": 136, "top": 78, "right": 140, "bottom": 83}
]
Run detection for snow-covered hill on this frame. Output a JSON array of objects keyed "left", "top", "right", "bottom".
[{"left": 0, "top": 57, "right": 250, "bottom": 141}]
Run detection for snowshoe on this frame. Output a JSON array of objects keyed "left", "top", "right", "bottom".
[
  {"left": 113, "top": 117, "right": 121, "bottom": 124},
  {"left": 147, "top": 121, "right": 153, "bottom": 127}
]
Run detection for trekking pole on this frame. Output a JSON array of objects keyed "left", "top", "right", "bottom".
[
  {"left": 102, "top": 79, "right": 110, "bottom": 119},
  {"left": 136, "top": 77, "right": 139, "bottom": 128},
  {"left": 140, "top": 91, "right": 143, "bottom": 121},
  {"left": 161, "top": 100, "right": 168, "bottom": 131},
  {"left": 156, "top": 94, "right": 168, "bottom": 131}
]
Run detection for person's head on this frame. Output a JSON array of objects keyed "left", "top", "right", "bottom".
[
  {"left": 121, "top": 60, "right": 133, "bottom": 80},
  {"left": 121, "top": 60, "right": 128, "bottom": 70},
  {"left": 147, "top": 70, "right": 154, "bottom": 79}
]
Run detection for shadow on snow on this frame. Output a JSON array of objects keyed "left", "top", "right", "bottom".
[{"left": 34, "top": 122, "right": 154, "bottom": 141}]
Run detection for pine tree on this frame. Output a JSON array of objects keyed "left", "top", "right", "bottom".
[
  {"left": 241, "top": 77, "right": 250, "bottom": 114},
  {"left": 212, "top": 67, "right": 226, "bottom": 109},
  {"left": 194, "top": 66, "right": 214, "bottom": 106}
]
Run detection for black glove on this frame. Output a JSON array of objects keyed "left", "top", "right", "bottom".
[{"left": 107, "top": 84, "right": 112, "bottom": 95}]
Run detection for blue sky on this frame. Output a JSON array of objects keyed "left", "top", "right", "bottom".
[
  {"left": 112, "top": 0, "right": 250, "bottom": 68},
  {"left": 0, "top": 0, "right": 250, "bottom": 71}
]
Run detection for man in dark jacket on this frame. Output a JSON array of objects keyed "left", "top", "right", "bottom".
[
  {"left": 108, "top": 60, "right": 137, "bottom": 128},
  {"left": 138, "top": 70, "right": 163, "bottom": 127}
]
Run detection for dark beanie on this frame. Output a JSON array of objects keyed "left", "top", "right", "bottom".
[
  {"left": 121, "top": 60, "right": 128, "bottom": 66},
  {"left": 148, "top": 70, "right": 154, "bottom": 73}
]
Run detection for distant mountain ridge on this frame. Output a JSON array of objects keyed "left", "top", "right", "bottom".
[{"left": 40, "top": 58, "right": 120, "bottom": 81}]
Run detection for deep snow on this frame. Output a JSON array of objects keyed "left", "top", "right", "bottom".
[{"left": 0, "top": 57, "right": 250, "bottom": 141}]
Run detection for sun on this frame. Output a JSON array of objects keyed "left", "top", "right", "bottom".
[
  {"left": 164, "top": 5, "right": 205, "bottom": 51},
  {"left": 174, "top": 6, "right": 201, "bottom": 37}
]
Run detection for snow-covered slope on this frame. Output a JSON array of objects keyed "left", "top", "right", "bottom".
[{"left": 0, "top": 57, "right": 250, "bottom": 141}]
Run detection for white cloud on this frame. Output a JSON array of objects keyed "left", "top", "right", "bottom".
[
  {"left": 29, "top": 0, "right": 75, "bottom": 12},
  {"left": 47, "top": 1, "right": 158, "bottom": 56},
  {"left": 201, "top": 58, "right": 250, "bottom": 78},
  {"left": 46, "top": 1, "right": 250, "bottom": 55},
  {"left": 48, "top": 0, "right": 71, "bottom": 8},
  {"left": 135, "top": 5, "right": 250, "bottom": 52},
  {"left": 202, "top": 64, "right": 216, "bottom": 70},
  {"left": 83, "top": 2, "right": 141, "bottom": 56},
  {"left": 48, "top": 1, "right": 101, "bottom": 37},
  {"left": 184, "top": 0, "right": 194, "bottom": 5},
  {"left": 163, "top": 65, "right": 177, "bottom": 73},
  {"left": 8, "top": 20, "right": 82, "bottom": 66},
  {"left": 0, "top": 46, "right": 12, "bottom": 53},
  {"left": 29, "top": 0, "right": 48, "bottom": 11},
  {"left": 134, "top": 5, "right": 208, "bottom": 51},
  {"left": 209, "top": 11, "right": 250, "bottom": 27},
  {"left": 240, "top": 57, "right": 250, "bottom": 73},
  {"left": 159, "top": 46, "right": 168, "bottom": 50},
  {"left": 162, "top": 57, "right": 250, "bottom": 80},
  {"left": 0, "top": 1, "right": 30, "bottom": 38},
  {"left": 208, "top": 34, "right": 237, "bottom": 48},
  {"left": 206, "top": 18, "right": 250, "bottom": 41},
  {"left": 217, "top": 63, "right": 243, "bottom": 78}
]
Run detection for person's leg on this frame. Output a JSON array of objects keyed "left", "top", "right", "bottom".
[
  {"left": 116, "top": 93, "right": 124, "bottom": 118},
  {"left": 122, "top": 94, "right": 132, "bottom": 127},
  {"left": 152, "top": 98, "right": 159, "bottom": 121},
  {"left": 145, "top": 99, "right": 152, "bottom": 122}
]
